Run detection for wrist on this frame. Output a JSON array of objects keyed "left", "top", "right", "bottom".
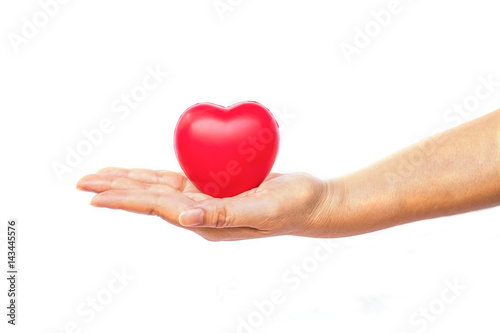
[{"left": 308, "top": 177, "right": 348, "bottom": 238}]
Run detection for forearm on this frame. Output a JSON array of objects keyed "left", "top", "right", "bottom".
[{"left": 320, "top": 109, "right": 500, "bottom": 237}]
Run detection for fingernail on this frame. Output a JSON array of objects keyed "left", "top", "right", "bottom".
[{"left": 179, "top": 209, "right": 204, "bottom": 226}]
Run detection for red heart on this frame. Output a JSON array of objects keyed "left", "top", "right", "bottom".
[{"left": 174, "top": 101, "right": 280, "bottom": 198}]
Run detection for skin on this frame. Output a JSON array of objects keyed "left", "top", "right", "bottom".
[{"left": 77, "top": 109, "right": 500, "bottom": 241}]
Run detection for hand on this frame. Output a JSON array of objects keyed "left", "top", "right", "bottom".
[{"left": 76, "top": 168, "right": 339, "bottom": 241}]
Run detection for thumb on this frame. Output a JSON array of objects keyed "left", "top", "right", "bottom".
[{"left": 178, "top": 196, "right": 274, "bottom": 229}]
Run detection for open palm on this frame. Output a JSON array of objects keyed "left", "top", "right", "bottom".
[{"left": 77, "top": 167, "right": 331, "bottom": 241}]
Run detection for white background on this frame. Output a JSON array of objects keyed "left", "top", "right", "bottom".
[{"left": 1, "top": 0, "right": 500, "bottom": 332}]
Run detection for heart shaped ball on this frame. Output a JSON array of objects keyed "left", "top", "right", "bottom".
[{"left": 174, "top": 101, "right": 280, "bottom": 198}]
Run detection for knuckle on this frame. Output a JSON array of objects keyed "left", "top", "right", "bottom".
[
  {"left": 211, "top": 201, "right": 234, "bottom": 228},
  {"left": 215, "top": 204, "right": 228, "bottom": 228}
]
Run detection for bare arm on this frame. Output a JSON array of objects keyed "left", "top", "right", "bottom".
[{"left": 319, "top": 109, "right": 500, "bottom": 237}]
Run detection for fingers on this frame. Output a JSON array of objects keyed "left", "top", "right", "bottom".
[
  {"left": 89, "top": 189, "right": 271, "bottom": 240},
  {"left": 96, "top": 167, "right": 187, "bottom": 190},
  {"left": 79, "top": 167, "right": 284, "bottom": 238},
  {"left": 77, "top": 174, "right": 176, "bottom": 194},
  {"left": 91, "top": 190, "right": 192, "bottom": 224},
  {"left": 178, "top": 195, "right": 277, "bottom": 230}
]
